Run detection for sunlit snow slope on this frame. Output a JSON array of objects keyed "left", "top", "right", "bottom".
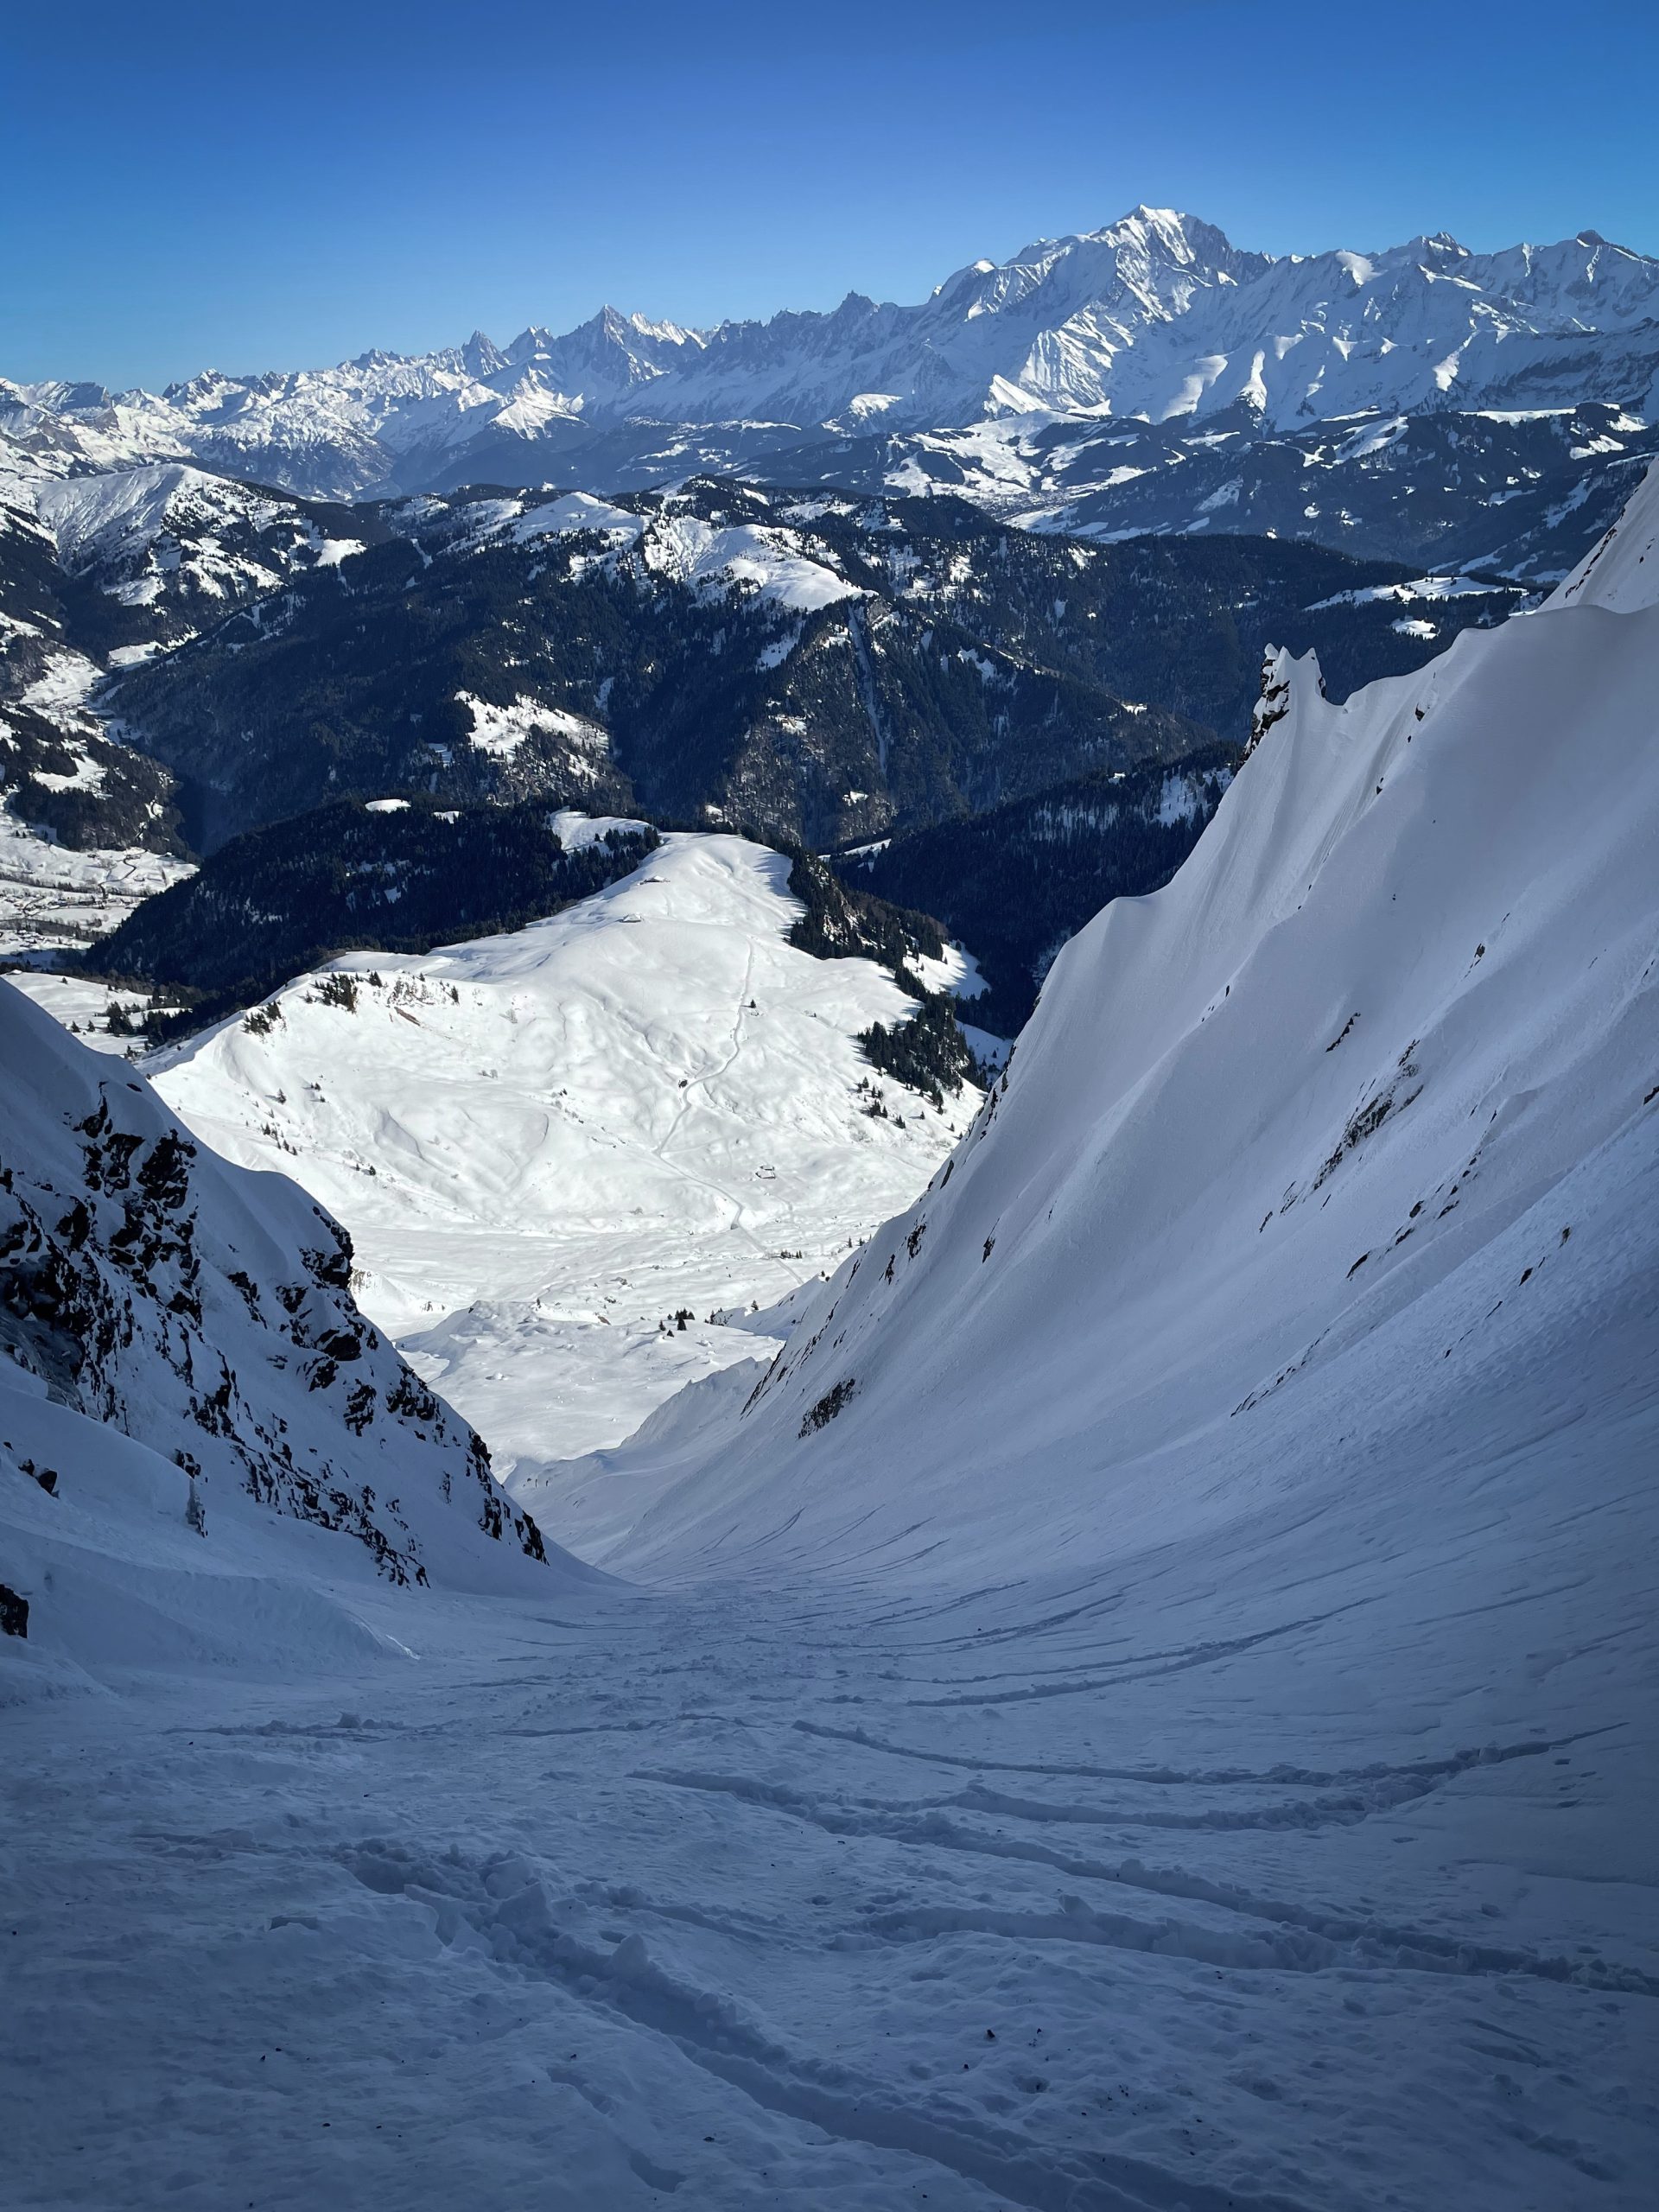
[
  {"left": 588, "top": 470, "right": 1659, "bottom": 1601},
  {"left": 4, "top": 486, "right": 1656, "bottom": 2212},
  {"left": 153, "top": 831, "right": 978, "bottom": 1497}
]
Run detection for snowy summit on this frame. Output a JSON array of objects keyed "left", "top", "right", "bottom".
[{"left": 7, "top": 213, "right": 1659, "bottom": 502}]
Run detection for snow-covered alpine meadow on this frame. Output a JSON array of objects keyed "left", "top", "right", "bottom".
[
  {"left": 149, "top": 831, "right": 979, "bottom": 1489},
  {"left": 3, "top": 448, "right": 1658, "bottom": 2212}
]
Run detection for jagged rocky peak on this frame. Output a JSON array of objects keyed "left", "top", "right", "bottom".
[
  {"left": 461, "top": 329, "right": 507, "bottom": 378},
  {"left": 1078, "top": 202, "right": 1270, "bottom": 277},
  {"left": 6, "top": 212, "right": 1656, "bottom": 537},
  {"left": 0, "top": 978, "right": 555, "bottom": 1589}
]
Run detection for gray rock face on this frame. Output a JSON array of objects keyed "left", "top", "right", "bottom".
[{"left": 0, "top": 980, "right": 550, "bottom": 1583}]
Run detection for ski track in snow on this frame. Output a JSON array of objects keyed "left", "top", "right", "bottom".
[{"left": 6, "top": 1552, "right": 1655, "bottom": 2212}]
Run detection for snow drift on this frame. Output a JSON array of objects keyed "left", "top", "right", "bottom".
[{"left": 584, "top": 464, "right": 1659, "bottom": 1580}]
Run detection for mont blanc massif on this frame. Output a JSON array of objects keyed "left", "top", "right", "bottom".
[{"left": 3, "top": 209, "right": 1657, "bottom": 2211}]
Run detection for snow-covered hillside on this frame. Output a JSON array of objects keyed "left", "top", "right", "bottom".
[
  {"left": 296, "top": 461, "right": 1655, "bottom": 2209},
  {"left": 4, "top": 480, "right": 1656, "bottom": 2212},
  {"left": 32, "top": 462, "right": 369, "bottom": 633},
  {"left": 0, "top": 457, "right": 376, "bottom": 926},
  {"left": 407, "top": 479, "right": 860, "bottom": 613},
  {"left": 590, "top": 467, "right": 1659, "bottom": 1583},
  {"left": 151, "top": 831, "right": 980, "bottom": 1497},
  {"left": 0, "top": 979, "right": 570, "bottom": 1678}
]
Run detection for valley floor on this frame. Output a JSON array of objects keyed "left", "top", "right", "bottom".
[
  {"left": 7, "top": 1547, "right": 1655, "bottom": 2212},
  {"left": 149, "top": 831, "right": 979, "bottom": 1478}
]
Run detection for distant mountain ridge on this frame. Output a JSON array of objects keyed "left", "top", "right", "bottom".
[{"left": 5, "top": 210, "right": 1657, "bottom": 578}]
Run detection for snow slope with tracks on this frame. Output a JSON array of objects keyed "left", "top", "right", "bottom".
[{"left": 3, "top": 477, "right": 1656, "bottom": 2212}]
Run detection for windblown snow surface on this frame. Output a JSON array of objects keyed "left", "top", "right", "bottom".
[{"left": 4, "top": 477, "right": 1658, "bottom": 2211}]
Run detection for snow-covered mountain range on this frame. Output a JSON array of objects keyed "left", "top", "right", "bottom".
[
  {"left": 6, "top": 211, "right": 1658, "bottom": 575},
  {"left": 3, "top": 435, "right": 1656, "bottom": 2212},
  {"left": 16, "top": 212, "right": 1659, "bottom": 462},
  {"left": 2, "top": 207, "right": 1649, "bottom": 961}
]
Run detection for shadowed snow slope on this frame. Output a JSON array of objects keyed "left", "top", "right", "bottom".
[
  {"left": 0, "top": 981, "right": 577, "bottom": 1683},
  {"left": 152, "top": 830, "right": 977, "bottom": 1485},
  {"left": 588, "top": 467, "right": 1659, "bottom": 1598}
]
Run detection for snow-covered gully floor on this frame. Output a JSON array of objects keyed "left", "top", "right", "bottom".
[{"left": 8, "top": 1550, "right": 1654, "bottom": 2212}]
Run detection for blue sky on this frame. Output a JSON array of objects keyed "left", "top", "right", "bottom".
[{"left": 6, "top": 0, "right": 1655, "bottom": 391}]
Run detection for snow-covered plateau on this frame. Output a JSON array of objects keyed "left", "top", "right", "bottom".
[{"left": 3, "top": 464, "right": 1657, "bottom": 2212}]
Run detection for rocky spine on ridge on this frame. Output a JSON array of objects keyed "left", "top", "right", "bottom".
[{"left": 0, "top": 981, "right": 547, "bottom": 1581}]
